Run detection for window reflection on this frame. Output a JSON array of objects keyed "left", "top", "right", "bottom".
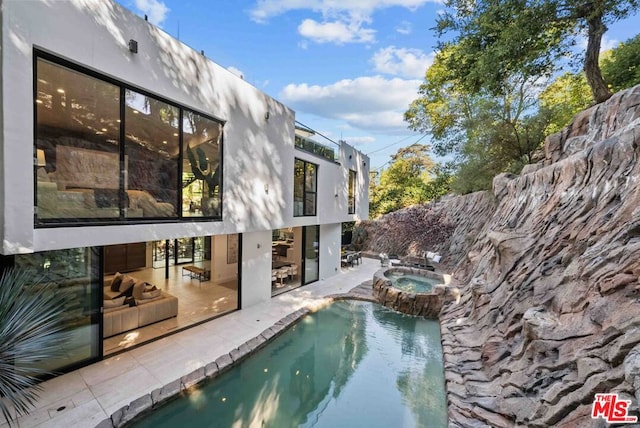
[
  {"left": 294, "top": 159, "right": 317, "bottom": 217},
  {"left": 35, "top": 58, "right": 120, "bottom": 220},
  {"left": 125, "top": 90, "right": 179, "bottom": 218},
  {"left": 348, "top": 170, "right": 356, "bottom": 214},
  {"left": 13, "top": 247, "right": 101, "bottom": 372},
  {"left": 34, "top": 54, "right": 224, "bottom": 224},
  {"left": 294, "top": 159, "right": 305, "bottom": 216},
  {"left": 183, "top": 111, "right": 222, "bottom": 218}
]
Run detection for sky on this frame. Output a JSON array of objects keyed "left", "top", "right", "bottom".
[{"left": 115, "top": 0, "right": 640, "bottom": 172}]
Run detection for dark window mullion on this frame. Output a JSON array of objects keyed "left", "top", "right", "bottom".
[
  {"left": 178, "top": 108, "right": 184, "bottom": 218},
  {"left": 119, "top": 86, "right": 126, "bottom": 219}
]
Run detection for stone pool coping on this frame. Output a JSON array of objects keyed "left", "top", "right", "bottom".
[
  {"left": 372, "top": 266, "right": 459, "bottom": 318},
  {"left": 98, "top": 286, "right": 378, "bottom": 428}
]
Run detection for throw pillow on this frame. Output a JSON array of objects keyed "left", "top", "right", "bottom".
[
  {"left": 110, "top": 272, "right": 124, "bottom": 292},
  {"left": 143, "top": 283, "right": 157, "bottom": 292},
  {"left": 104, "top": 296, "right": 126, "bottom": 308},
  {"left": 131, "top": 279, "right": 147, "bottom": 300},
  {"left": 141, "top": 289, "right": 162, "bottom": 300},
  {"left": 118, "top": 275, "right": 135, "bottom": 293}
]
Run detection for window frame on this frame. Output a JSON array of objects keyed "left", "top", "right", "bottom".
[
  {"left": 348, "top": 169, "right": 356, "bottom": 214},
  {"left": 33, "top": 49, "right": 225, "bottom": 227},
  {"left": 293, "top": 158, "right": 318, "bottom": 217}
]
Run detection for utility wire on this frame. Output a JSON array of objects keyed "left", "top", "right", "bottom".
[
  {"left": 366, "top": 133, "right": 426, "bottom": 156},
  {"left": 369, "top": 133, "right": 429, "bottom": 171}
]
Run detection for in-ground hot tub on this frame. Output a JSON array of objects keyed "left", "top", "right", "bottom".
[
  {"left": 384, "top": 271, "right": 440, "bottom": 293},
  {"left": 373, "top": 267, "right": 458, "bottom": 318}
]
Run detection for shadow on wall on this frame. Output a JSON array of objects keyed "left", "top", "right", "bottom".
[{"left": 56, "top": 0, "right": 292, "bottom": 233}]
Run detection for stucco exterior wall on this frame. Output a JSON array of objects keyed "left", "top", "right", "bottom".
[{"left": 0, "top": 0, "right": 369, "bottom": 255}]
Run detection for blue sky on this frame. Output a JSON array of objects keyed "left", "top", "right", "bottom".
[{"left": 116, "top": 0, "right": 639, "bottom": 171}]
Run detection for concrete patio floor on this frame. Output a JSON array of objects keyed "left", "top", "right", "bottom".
[{"left": 5, "top": 258, "right": 380, "bottom": 428}]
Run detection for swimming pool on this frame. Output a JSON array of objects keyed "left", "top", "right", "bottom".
[{"left": 129, "top": 300, "right": 447, "bottom": 427}]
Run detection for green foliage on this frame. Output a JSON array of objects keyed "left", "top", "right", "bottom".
[
  {"left": 436, "top": 0, "right": 639, "bottom": 103},
  {"left": 539, "top": 71, "right": 593, "bottom": 134},
  {"left": 602, "top": 33, "right": 640, "bottom": 92},
  {"left": 424, "top": 163, "right": 454, "bottom": 201},
  {"left": 405, "top": 47, "right": 470, "bottom": 156},
  {"left": 0, "top": 268, "right": 70, "bottom": 426},
  {"left": 369, "top": 144, "right": 440, "bottom": 218},
  {"left": 406, "top": 46, "right": 551, "bottom": 194}
]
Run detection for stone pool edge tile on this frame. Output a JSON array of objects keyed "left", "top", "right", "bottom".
[{"left": 107, "top": 299, "right": 335, "bottom": 427}]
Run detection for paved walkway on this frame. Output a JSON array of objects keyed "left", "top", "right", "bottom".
[{"left": 5, "top": 258, "right": 380, "bottom": 428}]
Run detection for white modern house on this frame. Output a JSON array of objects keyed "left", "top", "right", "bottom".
[{"left": 0, "top": 0, "right": 369, "bottom": 376}]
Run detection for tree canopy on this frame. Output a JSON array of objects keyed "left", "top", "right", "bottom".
[
  {"left": 369, "top": 144, "right": 449, "bottom": 218},
  {"left": 406, "top": 45, "right": 551, "bottom": 193},
  {"left": 436, "top": 0, "right": 639, "bottom": 103},
  {"left": 601, "top": 33, "right": 640, "bottom": 91}
]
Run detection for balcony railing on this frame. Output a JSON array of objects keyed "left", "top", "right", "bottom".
[{"left": 295, "top": 135, "right": 336, "bottom": 162}]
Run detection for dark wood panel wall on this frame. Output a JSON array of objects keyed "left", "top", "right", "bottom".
[{"left": 104, "top": 242, "right": 146, "bottom": 274}]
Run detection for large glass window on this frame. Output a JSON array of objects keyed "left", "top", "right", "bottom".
[
  {"left": 183, "top": 111, "right": 222, "bottom": 218},
  {"left": 348, "top": 169, "right": 356, "bottom": 214},
  {"left": 34, "top": 53, "right": 223, "bottom": 225},
  {"left": 303, "top": 225, "right": 320, "bottom": 284},
  {"left": 35, "top": 58, "right": 121, "bottom": 220},
  {"left": 13, "top": 247, "right": 101, "bottom": 372},
  {"left": 125, "top": 90, "right": 179, "bottom": 218},
  {"left": 294, "top": 159, "right": 317, "bottom": 217}
]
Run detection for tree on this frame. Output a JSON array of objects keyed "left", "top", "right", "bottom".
[
  {"left": 539, "top": 71, "right": 593, "bottom": 134},
  {"left": 601, "top": 33, "right": 640, "bottom": 92},
  {"left": 369, "top": 144, "right": 438, "bottom": 218},
  {"left": 406, "top": 46, "right": 550, "bottom": 193},
  {"left": 0, "top": 269, "right": 70, "bottom": 426},
  {"left": 436, "top": 0, "right": 639, "bottom": 104}
]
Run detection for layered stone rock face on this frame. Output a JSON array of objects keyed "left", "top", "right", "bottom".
[{"left": 433, "top": 85, "right": 640, "bottom": 427}]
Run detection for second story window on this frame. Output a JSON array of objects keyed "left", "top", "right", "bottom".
[
  {"left": 34, "top": 51, "right": 224, "bottom": 226},
  {"left": 348, "top": 169, "right": 356, "bottom": 214},
  {"left": 294, "top": 159, "right": 317, "bottom": 216}
]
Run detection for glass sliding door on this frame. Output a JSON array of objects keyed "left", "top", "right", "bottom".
[
  {"left": 13, "top": 247, "right": 102, "bottom": 372},
  {"left": 176, "top": 238, "right": 194, "bottom": 264},
  {"left": 303, "top": 225, "right": 320, "bottom": 284}
]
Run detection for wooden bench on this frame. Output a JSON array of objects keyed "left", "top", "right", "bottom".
[{"left": 182, "top": 265, "right": 210, "bottom": 282}]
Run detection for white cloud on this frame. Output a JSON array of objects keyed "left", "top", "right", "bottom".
[
  {"left": 250, "top": 0, "right": 432, "bottom": 22},
  {"left": 395, "top": 20, "right": 412, "bottom": 35},
  {"left": 372, "top": 46, "right": 434, "bottom": 78},
  {"left": 250, "top": 0, "right": 435, "bottom": 45},
  {"left": 345, "top": 136, "right": 376, "bottom": 145},
  {"left": 577, "top": 33, "right": 619, "bottom": 53},
  {"left": 280, "top": 75, "right": 421, "bottom": 133},
  {"left": 227, "top": 66, "right": 245, "bottom": 79},
  {"left": 134, "top": 0, "right": 169, "bottom": 26},
  {"left": 601, "top": 36, "right": 619, "bottom": 52},
  {"left": 298, "top": 18, "right": 375, "bottom": 44}
]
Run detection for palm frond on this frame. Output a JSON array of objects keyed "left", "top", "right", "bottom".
[{"left": 0, "top": 268, "right": 72, "bottom": 426}]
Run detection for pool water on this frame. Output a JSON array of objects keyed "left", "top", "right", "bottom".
[
  {"left": 130, "top": 301, "right": 447, "bottom": 428},
  {"left": 384, "top": 272, "right": 439, "bottom": 293}
]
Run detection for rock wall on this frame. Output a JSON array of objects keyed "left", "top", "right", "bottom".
[{"left": 434, "top": 85, "right": 640, "bottom": 427}]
